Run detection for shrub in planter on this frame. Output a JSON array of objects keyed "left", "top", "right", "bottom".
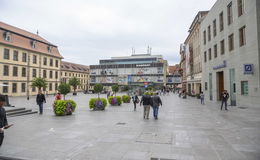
[
  {"left": 89, "top": 98, "right": 107, "bottom": 110},
  {"left": 108, "top": 96, "right": 122, "bottom": 105},
  {"left": 53, "top": 100, "right": 77, "bottom": 116},
  {"left": 122, "top": 95, "right": 131, "bottom": 103}
]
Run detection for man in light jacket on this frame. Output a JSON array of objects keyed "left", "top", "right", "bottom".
[{"left": 151, "top": 92, "right": 162, "bottom": 120}]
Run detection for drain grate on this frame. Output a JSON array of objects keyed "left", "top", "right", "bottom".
[
  {"left": 116, "top": 122, "right": 126, "bottom": 125},
  {"left": 136, "top": 132, "right": 173, "bottom": 144},
  {"left": 238, "top": 107, "right": 248, "bottom": 109}
]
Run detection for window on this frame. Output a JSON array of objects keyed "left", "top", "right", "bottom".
[
  {"left": 32, "top": 69, "right": 37, "bottom": 77},
  {"left": 228, "top": 34, "right": 234, "bottom": 51},
  {"left": 32, "top": 87, "right": 36, "bottom": 92},
  {"left": 213, "top": 19, "right": 217, "bottom": 37},
  {"left": 31, "top": 40, "right": 36, "bottom": 48},
  {"left": 55, "top": 60, "right": 59, "bottom": 67},
  {"left": 55, "top": 83, "right": 58, "bottom": 91},
  {"left": 21, "top": 83, "right": 26, "bottom": 93},
  {"left": 219, "top": 12, "right": 224, "bottom": 31},
  {"left": 50, "top": 59, "right": 53, "bottom": 66},
  {"left": 43, "top": 70, "right": 47, "bottom": 78},
  {"left": 4, "top": 48, "right": 10, "bottom": 60},
  {"left": 44, "top": 57, "right": 47, "bottom": 65},
  {"left": 13, "top": 66, "right": 18, "bottom": 77},
  {"left": 208, "top": 25, "right": 211, "bottom": 41},
  {"left": 204, "top": 51, "right": 207, "bottom": 62},
  {"left": 3, "top": 65, "right": 9, "bottom": 76},
  {"left": 214, "top": 44, "right": 218, "bottom": 58},
  {"left": 49, "top": 71, "right": 53, "bottom": 79},
  {"left": 33, "top": 55, "right": 37, "bottom": 64},
  {"left": 47, "top": 46, "right": 52, "bottom": 53},
  {"left": 220, "top": 40, "right": 225, "bottom": 55},
  {"left": 55, "top": 71, "right": 58, "bottom": 79},
  {"left": 227, "top": 2, "right": 233, "bottom": 25},
  {"left": 238, "top": 0, "right": 244, "bottom": 17},
  {"left": 49, "top": 83, "right": 53, "bottom": 91},
  {"left": 241, "top": 81, "right": 248, "bottom": 95},
  {"left": 22, "top": 67, "right": 26, "bottom": 77},
  {"left": 12, "top": 83, "right": 17, "bottom": 93},
  {"left": 3, "top": 32, "right": 11, "bottom": 41},
  {"left": 13, "top": 50, "right": 18, "bottom": 61},
  {"left": 239, "top": 26, "right": 246, "bottom": 46},
  {"left": 203, "top": 30, "right": 206, "bottom": 45},
  {"left": 22, "top": 53, "right": 27, "bottom": 62},
  {"left": 208, "top": 48, "right": 212, "bottom": 61},
  {"left": 3, "top": 83, "right": 8, "bottom": 93},
  {"left": 205, "top": 82, "right": 208, "bottom": 90}
]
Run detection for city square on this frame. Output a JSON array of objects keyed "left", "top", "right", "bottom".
[{"left": 0, "top": 93, "right": 259, "bottom": 160}]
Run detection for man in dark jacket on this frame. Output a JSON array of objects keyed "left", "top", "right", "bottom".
[
  {"left": 132, "top": 92, "right": 139, "bottom": 111},
  {"left": 151, "top": 92, "right": 162, "bottom": 119},
  {"left": 0, "top": 94, "right": 11, "bottom": 146},
  {"left": 221, "top": 90, "right": 229, "bottom": 110},
  {"left": 140, "top": 92, "right": 152, "bottom": 119},
  {"left": 36, "top": 90, "right": 46, "bottom": 114}
]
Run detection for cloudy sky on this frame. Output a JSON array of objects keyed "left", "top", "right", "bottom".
[{"left": 0, "top": 0, "right": 216, "bottom": 65}]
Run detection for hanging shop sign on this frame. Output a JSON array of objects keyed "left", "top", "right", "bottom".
[{"left": 244, "top": 64, "right": 254, "bottom": 74}]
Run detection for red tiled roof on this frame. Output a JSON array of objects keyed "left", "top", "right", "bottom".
[
  {"left": 0, "top": 21, "right": 63, "bottom": 58},
  {"left": 61, "top": 61, "right": 89, "bottom": 73}
]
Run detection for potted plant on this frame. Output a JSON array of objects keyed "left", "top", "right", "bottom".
[
  {"left": 69, "top": 77, "right": 81, "bottom": 96},
  {"left": 53, "top": 99, "right": 76, "bottom": 116},
  {"left": 108, "top": 96, "right": 122, "bottom": 106},
  {"left": 122, "top": 95, "right": 131, "bottom": 103},
  {"left": 89, "top": 84, "right": 107, "bottom": 110}
]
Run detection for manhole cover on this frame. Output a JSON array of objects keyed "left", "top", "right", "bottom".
[
  {"left": 238, "top": 107, "right": 248, "bottom": 109},
  {"left": 116, "top": 122, "right": 126, "bottom": 125},
  {"left": 151, "top": 158, "right": 176, "bottom": 160},
  {"left": 136, "top": 132, "right": 173, "bottom": 144}
]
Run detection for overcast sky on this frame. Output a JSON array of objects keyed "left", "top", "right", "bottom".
[{"left": 0, "top": 0, "right": 216, "bottom": 65}]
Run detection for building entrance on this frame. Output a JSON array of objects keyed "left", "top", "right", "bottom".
[{"left": 217, "top": 71, "right": 224, "bottom": 101}]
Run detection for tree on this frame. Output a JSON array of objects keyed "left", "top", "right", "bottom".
[
  {"left": 112, "top": 85, "right": 119, "bottom": 96},
  {"left": 94, "top": 84, "right": 103, "bottom": 99},
  {"left": 58, "top": 83, "right": 71, "bottom": 100},
  {"left": 69, "top": 77, "right": 81, "bottom": 95},
  {"left": 31, "top": 77, "right": 48, "bottom": 91},
  {"left": 121, "top": 85, "right": 129, "bottom": 92}
]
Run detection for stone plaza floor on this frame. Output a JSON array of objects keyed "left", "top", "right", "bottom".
[{"left": 0, "top": 93, "right": 260, "bottom": 160}]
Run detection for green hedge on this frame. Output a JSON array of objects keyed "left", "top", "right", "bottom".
[
  {"left": 108, "top": 96, "right": 122, "bottom": 105},
  {"left": 122, "top": 95, "right": 131, "bottom": 103},
  {"left": 89, "top": 98, "right": 107, "bottom": 109},
  {"left": 53, "top": 100, "right": 77, "bottom": 116}
]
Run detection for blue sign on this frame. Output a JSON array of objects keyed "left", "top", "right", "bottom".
[
  {"left": 244, "top": 64, "right": 254, "bottom": 74},
  {"left": 144, "top": 85, "right": 148, "bottom": 88},
  {"left": 128, "top": 75, "right": 132, "bottom": 82}
]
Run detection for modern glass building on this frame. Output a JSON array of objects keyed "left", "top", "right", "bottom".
[{"left": 90, "top": 54, "right": 168, "bottom": 91}]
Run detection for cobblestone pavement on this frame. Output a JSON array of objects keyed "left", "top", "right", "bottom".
[{"left": 1, "top": 93, "right": 260, "bottom": 160}]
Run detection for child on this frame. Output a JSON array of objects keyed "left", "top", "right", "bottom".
[{"left": 0, "top": 94, "right": 13, "bottom": 147}]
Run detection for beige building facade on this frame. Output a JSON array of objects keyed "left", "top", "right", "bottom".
[
  {"left": 61, "top": 61, "right": 90, "bottom": 92},
  {"left": 0, "top": 21, "right": 63, "bottom": 97},
  {"left": 183, "top": 11, "right": 208, "bottom": 95}
]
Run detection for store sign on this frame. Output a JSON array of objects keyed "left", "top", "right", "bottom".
[
  {"left": 213, "top": 60, "right": 226, "bottom": 70},
  {"left": 136, "top": 64, "right": 150, "bottom": 67},
  {"left": 244, "top": 64, "right": 254, "bottom": 74}
]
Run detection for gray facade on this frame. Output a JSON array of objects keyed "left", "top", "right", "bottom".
[{"left": 201, "top": 0, "right": 260, "bottom": 107}]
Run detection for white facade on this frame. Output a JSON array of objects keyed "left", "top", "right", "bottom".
[{"left": 201, "top": 0, "right": 260, "bottom": 107}]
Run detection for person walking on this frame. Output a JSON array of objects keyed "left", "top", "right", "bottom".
[
  {"left": 132, "top": 93, "right": 139, "bottom": 111},
  {"left": 151, "top": 92, "right": 162, "bottom": 120},
  {"left": 0, "top": 94, "right": 13, "bottom": 147},
  {"left": 140, "top": 92, "right": 152, "bottom": 119},
  {"left": 36, "top": 90, "right": 46, "bottom": 114},
  {"left": 221, "top": 90, "right": 229, "bottom": 110},
  {"left": 200, "top": 92, "right": 205, "bottom": 105}
]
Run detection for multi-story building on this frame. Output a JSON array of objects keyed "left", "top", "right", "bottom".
[
  {"left": 183, "top": 11, "right": 208, "bottom": 96},
  {"left": 0, "top": 21, "right": 63, "bottom": 97},
  {"left": 201, "top": 0, "right": 260, "bottom": 107},
  {"left": 166, "top": 65, "right": 182, "bottom": 89},
  {"left": 60, "top": 61, "right": 90, "bottom": 92},
  {"left": 90, "top": 53, "right": 168, "bottom": 91},
  {"left": 179, "top": 44, "right": 187, "bottom": 91}
]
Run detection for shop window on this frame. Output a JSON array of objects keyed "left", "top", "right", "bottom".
[{"left": 241, "top": 81, "right": 248, "bottom": 95}]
